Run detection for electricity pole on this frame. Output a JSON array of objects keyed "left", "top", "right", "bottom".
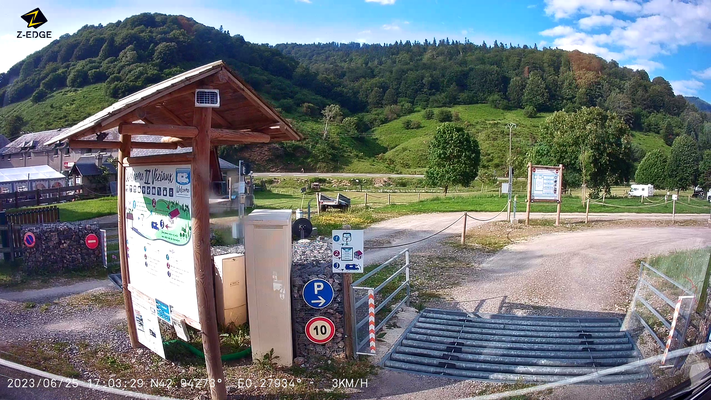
[{"left": 506, "top": 123, "right": 516, "bottom": 222}]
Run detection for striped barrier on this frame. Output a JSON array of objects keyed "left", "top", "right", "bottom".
[
  {"left": 662, "top": 295, "right": 695, "bottom": 366},
  {"left": 368, "top": 289, "right": 376, "bottom": 354},
  {"left": 100, "top": 229, "right": 107, "bottom": 268}
]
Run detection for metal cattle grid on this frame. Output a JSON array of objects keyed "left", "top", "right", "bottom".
[
  {"left": 351, "top": 249, "right": 410, "bottom": 355},
  {"left": 382, "top": 308, "right": 650, "bottom": 383}
]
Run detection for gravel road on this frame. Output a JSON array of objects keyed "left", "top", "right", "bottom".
[
  {"left": 0, "top": 279, "right": 114, "bottom": 303},
  {"left": 355, "top": 224, "right": 711, "bottom": 400}
]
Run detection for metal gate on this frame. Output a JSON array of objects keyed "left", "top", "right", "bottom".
[
  {"left": 351, "top": 249, "right": 410, "bottom": 355},
  {"left": 630, "top": 261, "right": 695, "bottom": 367}
]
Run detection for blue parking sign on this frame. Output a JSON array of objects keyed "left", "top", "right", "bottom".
[{"left": 302, "top": 279, "right": 334, "bottom": 309}]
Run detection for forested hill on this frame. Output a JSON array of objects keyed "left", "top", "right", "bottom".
[{"left": 0, "top": 12, "right": 708, "bottom": 176}]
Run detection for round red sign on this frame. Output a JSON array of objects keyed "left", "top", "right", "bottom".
[
  {"left": 23, "top": 232, "right": 36, "bottom": 248},
  {"left": 85, "top": 234, "right": 99, "bottom": 249},
  {"left": 305, "top": 316, "right": 336, "bottom": 344}
]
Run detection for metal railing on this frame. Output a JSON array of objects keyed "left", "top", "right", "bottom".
[
  {"left": 630, "top": 261, "right": 695, "bottom": 368},
  {"left": 351, "top": 249, "right": 410, "bottom": 355}
]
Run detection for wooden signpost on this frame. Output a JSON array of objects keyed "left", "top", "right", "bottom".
[
  {"left": 47, "top": 61, "right": 303, "bottom": 400},
  {"left": 525, "top": 163, "right": 564, "bottom": 226}
]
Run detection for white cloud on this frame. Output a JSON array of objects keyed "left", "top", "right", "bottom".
[
  {"left": 382, "top": 23, "right": 400, "bottom": 31},
  {"left": 296, "top": 0, "right": 311, "bottom": 3},
  {"left": 461, "top": 30, "right": 468, "bottom": 35},
  {"left": 527, "top": 4, "right": 537, "bottom": 9},
  {"left": 578, "top": 15, "right": 626, "bottom": 30},
  {"left": 539, "top": 25, "right": 576, "bottom": 36},
  {"left": 544, "top": 0, "right": 642, "bottom": 19},
  {"left": 539, "top": 40, "right": 548, "bottom": 47},
  {"left": 365, "top": 0, "right": 396, "bottom": 4},
  {"left": 692, "top": 67, "right": 711, "bottom": 80},
  {"left": 624, "top": 59, "right": 664, "bottom": 72},
  {"left": 358, "top": 30, "right": 372, "bottom": 35},
  {"left": 670, "top": 79, "right": 704, "bottom": 96}
]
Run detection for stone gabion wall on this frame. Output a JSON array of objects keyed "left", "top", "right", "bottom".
[
  {"left": 291, "top": 238, "right": 346, "bottom": 366},
  {"left": 22, "top": 223, "right": 103, "bottom": 274}
]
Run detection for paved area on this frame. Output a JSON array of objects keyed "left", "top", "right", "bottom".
[{"left": 0, "top": 279, "right": 113, "bottom": 303}]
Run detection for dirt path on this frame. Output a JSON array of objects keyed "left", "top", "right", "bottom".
[
  {"left": 355, "top": 225, "right": 711, "bottom": 400},
  {"left": 365, "top": 212, "right": 709, "bottom": 265},
  {"left": 0, "top": 279, "right": 113, "bottom": 303}
]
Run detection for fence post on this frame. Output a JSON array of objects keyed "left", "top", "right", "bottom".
[
  {"left": 461, "top": 212, "right": 467, "bottom": 245},
  {"left": 418, "top": 192, "right": 421, "bottom": 202},
  {"left": 585, "top": 198, "right": 590, "bottom": 224},
  {"left": 343, "top": 273, "right": 354, "bottom": 359},
  {"left": 672, "top": 198, "right": 676, "bottom": 224},
  {"left": 602, "top": 192, "right": 606, "bottom": 204},
  {"left": 388, "top": 193, "right": 391, "bottom": 205},
  {"left": 364, "top": 192, "right": 368, "bottom": 208}
]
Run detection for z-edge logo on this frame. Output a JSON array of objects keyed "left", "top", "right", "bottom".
[{"left": 21, "top": 8, "right": 48, "bottom": 29}]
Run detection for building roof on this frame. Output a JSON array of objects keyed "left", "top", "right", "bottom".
[
  {"left": 219, "top": 158, "right": 238, "bottom": 170},
  {"left": 68, "top": 156, "right": 118, "bottom": 177},
  {"left": 0, "top": 165, "right": 65, "bottom": 184},
  {"left": 1, "top": 129, "right": 66, "bottom": 156},
  {"left": 46, "top": 60, "right": 301, "bottom": 146}
]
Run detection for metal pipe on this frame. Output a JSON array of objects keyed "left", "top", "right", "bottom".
[{"left": 352, "top": 248, "right": 408, "bottom": 287}]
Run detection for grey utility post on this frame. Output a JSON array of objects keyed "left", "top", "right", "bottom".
[{"left": 506, "top": 123, "right": 517, "bottom": 222}]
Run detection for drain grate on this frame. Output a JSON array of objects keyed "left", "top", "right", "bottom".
[{"left": 382, "top": 309, "right": 649, "bottom": 383}]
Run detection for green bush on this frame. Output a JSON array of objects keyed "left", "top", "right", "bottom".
[
  {"left": 523, "top": 106, "right": 537, "bottom": 118},
  {"left": 402, "top": 119, "right": 413, "bottom": 129},
  {"left": 423, "top": 109, "right": 434, "bottom": 120},
  {"left": 435, "top": 109, "right": 453, "bottom": 122}
]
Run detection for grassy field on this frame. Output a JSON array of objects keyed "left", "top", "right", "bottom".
[
  {"left": 7, "top": 196, "right": 119, "bottom": 222},
  {"left": 631, "top": 131, "right": 671, "bottom": 156},
  {"left": 646, "top": 247, "right": 711, "bottom": 311},
  {"left": 0, "top": 84, "right": 115, "bottom": 133}
]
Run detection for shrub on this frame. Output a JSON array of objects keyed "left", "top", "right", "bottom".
[
  {"left": 452, "top": 111, "right": 461, "bottom": 122},
  {"left": 523, "top": 106, "right": 538, "bottom": 118},
  {"left": 435, "top": 109, "right": 453, "bottom": 122},
  {"left": 402, "top": 119, "right": 413, "bottom": 129},
  {"left": 31, "top": 88, "right": 49, "bottom": 103},
  {"left": 410, "top": 120, "right": 422, "bottom": 129},
  {"left": 423, "top": 109, "right": 434, "bottom": 120}
]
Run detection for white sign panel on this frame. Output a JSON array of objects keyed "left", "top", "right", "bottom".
[
  {"left": 131, "top": 292, "right": 166, "bottom": 358},
  {"left": 332, "top": 230, "right": 364, "bottom": 273},
  {"left": 125, "top": 165, "right": 199, "bottom": 326},
  {"left": 531, "top": 167, "right": 561, "bottom": 202},
  {"left": 501, "top": 182, "right": 509, "bottom": 195}
]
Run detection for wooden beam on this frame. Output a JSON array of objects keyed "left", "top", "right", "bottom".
[
  {"left": 211, "top": 110, "right": 232, "bottom": 128},
  {"left": 155, "top": 105, "right": 188, "bottom": 126},
  {"left": 193, "top": 107, "right": 227, "bottom": 400},
  {"left": 68, "top": 140, "right": 121, "bottom": 149},
  {"left": 117, "top": 135, "right": 140, "bottom": 349},
  {"left": 119, "top": 123, "right": 198, "bottom": 138},
  {"left": 209, "top": 128, "right": 270, "bottom": 143},
  {"left": 123, "top": 153, "right": 192, "bottom": 166}
]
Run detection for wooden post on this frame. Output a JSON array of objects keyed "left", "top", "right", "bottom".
[
  {"left": 525, "top": 162, "right": 532, "bottom": 226},
  {"left": 555, "top": 164, "right": 563, "bottom": 227},
  {"left": 461, "top": 212, "right": 467, "bottom": 245},
  {"left": 585, "top": 198, "right": 590, "bottom": 224},
  {"left": 343, "top": 273, "right": 354, "bottom": 359},
  {"left": 388, "top": 193, "right": 391, "bottom": 205},
  {"left": 317, "top": 194, "right": 321, "bottom": 214},
  {"left": 116, "top": 134, "right": 139, "bottom": 349},
  {"left": 192, "top": 107, "right": 227, "bottom": 400},
  {"left": 364, "top": 192, "right": 368, "bottom": 208},
  {"left": 672, "top": 199, "right": 676, "bottom": 224},
  {"left": 602, "top": 192, "right": 606, "bottom": 204},
  {"left": 506, "top": 198, "right": 511, "bottom": 222}
]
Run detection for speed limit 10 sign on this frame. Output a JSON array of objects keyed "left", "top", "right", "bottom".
[{"left": 305, "top": 316, "right": 336, "bottom": 344}]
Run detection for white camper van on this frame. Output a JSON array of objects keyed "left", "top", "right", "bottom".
[{"left": 629, "top": 184, "right": 654, "bottom": 197}]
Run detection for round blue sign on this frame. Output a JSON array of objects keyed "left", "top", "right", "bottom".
[{"left": 302, "top": 279, "right": 334, "bottom": 309}]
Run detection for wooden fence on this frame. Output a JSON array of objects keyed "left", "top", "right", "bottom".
[
  {"left": 0, "top": 206, "right": 61, "bottom": 260},
  {"left": 0, "top": 185, "right": 86, "bottom": 211}
]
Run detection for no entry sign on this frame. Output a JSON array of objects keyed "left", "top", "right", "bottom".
[
  {"left": 23, "top": 232, "right": 36, "bottom": 248},
  {"left": 305, "top": 316, "right": 335, "bottom": 344},
  {"left": 85, "top": 233, "right": 99, "bottom": 249}
]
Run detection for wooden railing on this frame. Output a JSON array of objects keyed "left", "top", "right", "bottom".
[
  {"left": 0, "top": 185, "right": 86, "bottom": 210},
  {"left": 0, "top": 206, "right": 61, "bottom": 260}
]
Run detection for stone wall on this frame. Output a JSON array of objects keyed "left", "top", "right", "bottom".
[
  {"left": 290, "top": 238, "right": 346, "bottom": 366},
  {"left": 22, "top": 223, "right": 103, "bottom": 274}
]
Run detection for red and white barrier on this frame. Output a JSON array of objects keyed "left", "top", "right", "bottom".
[{"left": 368, "top": 289, "right": 376, "bottom": 354}]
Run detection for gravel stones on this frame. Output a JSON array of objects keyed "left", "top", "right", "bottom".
[
  {"left": 291, "top": 237, "right": 346, "bottom": 364},
  {"left": 22, "top": 223, "right": 103, "bottom": 274}
]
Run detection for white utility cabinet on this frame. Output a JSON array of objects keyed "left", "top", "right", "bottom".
[{"left": 244, "top": 209, "right": 293, "bottom": 366}]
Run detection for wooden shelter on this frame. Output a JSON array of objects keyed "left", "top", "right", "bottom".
[{"left": 47, "top": 60, "right": 302, "bottom": 400}]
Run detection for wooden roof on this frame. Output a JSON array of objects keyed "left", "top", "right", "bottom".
[{"left": 46, "top": 60, "right": 301, "bottom": 146}]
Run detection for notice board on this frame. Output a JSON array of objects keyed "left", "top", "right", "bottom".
[
  {"left": 125, "top": 164, "right": 199, "bottom": 327},
  {"left": 531, "top": 166, "right": 562, "bottom": 202}
]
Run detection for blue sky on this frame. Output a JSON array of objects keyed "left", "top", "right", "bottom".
[{"left": 2, "top": 0, "right": 711, "bottom": 101}]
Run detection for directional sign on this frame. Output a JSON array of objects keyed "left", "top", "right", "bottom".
[
  {"left": 23, "top": 232, "right": 36, "bottom": 248},
  {"left": 332, "top": 230, "right": 364, "bottom": 273},
  {"left": 305, "top": 316, "right": 336, "bottom": 344},
  {"left": 302, "top": 279, "right": 334, "bottom": 309}
]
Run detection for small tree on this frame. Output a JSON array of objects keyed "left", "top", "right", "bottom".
[
  {"left": 425, "top": 123, "right": 481, "bottom": 195},
  {"left": 321, "top": 104, "right": 343, "bottom": 139},
  {"left": 402, "top": 119, "right": 413, "bottom": 129},
  {"left": 634, "top": 149, "right": 668, "bottom": 188},
  {"left": 423, "top": 109, "right": 434, "bottom": 120},
  {"left": 699, "top": 150, "right": 711, "bottom": 189},
  {"left": 666, "top": 134, "right": 699, "bottom": 192},
  {"left": 523, "top": 106, "right": 537, "bottom": 118}
]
